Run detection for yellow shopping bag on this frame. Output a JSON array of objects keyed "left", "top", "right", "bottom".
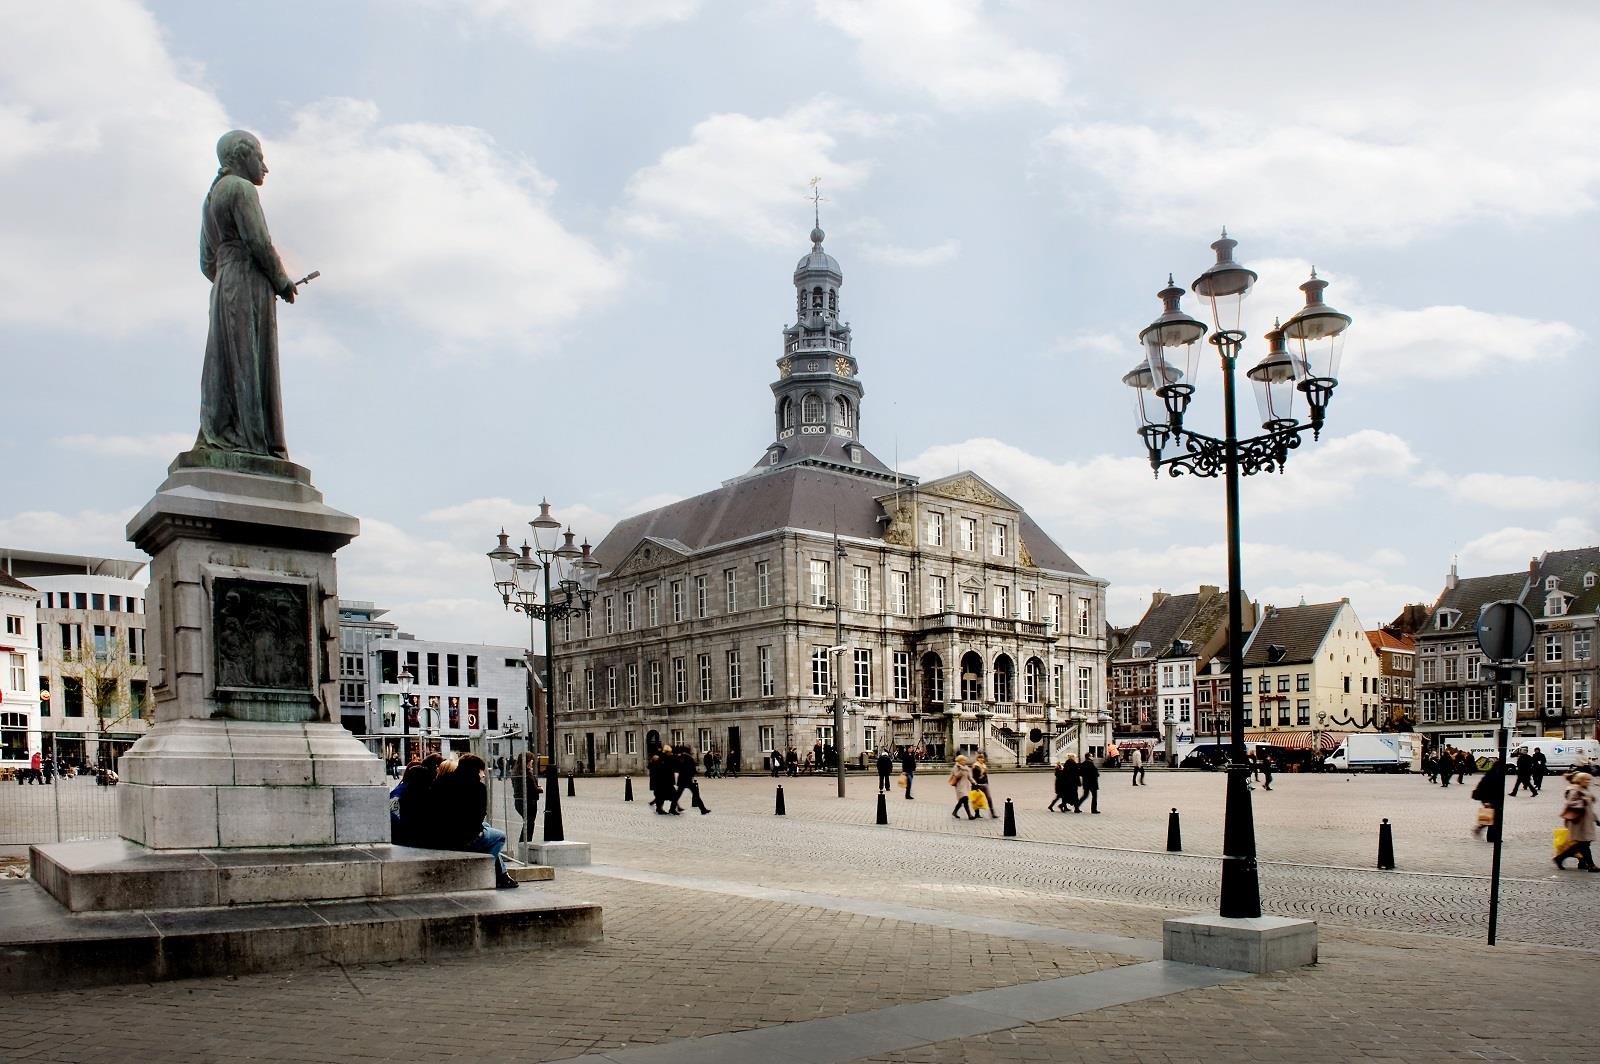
[
  {"left": 970, "top": 789, "right": 988, "bottom": 812},
  {"left": 1554, "top": 827, "right": 1572, "bottom": 854}
]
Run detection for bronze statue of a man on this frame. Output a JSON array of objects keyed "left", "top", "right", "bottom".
[{"left": 197, "top": 130, "right": 296, "bottom": 459}]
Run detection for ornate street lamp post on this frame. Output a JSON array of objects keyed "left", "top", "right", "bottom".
[
  {"left": 1123, "top": 231, "right": 1351, "bottom": 920},
  {"left": 398, "top": 669, "right": 414, "bottom": 766},
  {"left": 487, "top": 501, "right": 600, "bottom": 845}
]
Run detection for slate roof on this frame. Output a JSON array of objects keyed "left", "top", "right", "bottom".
[
  {"left": 1532, "top": 546, "right": 1600, "bottom": 617},
  {"left": 1240, "top": 601, "right": 1345, "bottom": 667},
  {"left": 1112, "top": 593, "right": 1201, "bottom": 663},
  {"left": 743, "top": 431, "right": 899, "bottom": 479},
  {"left": 1171, "top": 591, "right": 1243, "bottom": 657},
  {"left": 591, "top": 465, "right": 1091, "bottom": 577},
  {"left": 1425, "top": 572, "right": 1529, "bottom": 639}
]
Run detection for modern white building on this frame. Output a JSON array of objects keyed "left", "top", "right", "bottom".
[
  {"left": 368, "top": 635, "right": 531, "bottom": 763},
  {"left": 1, "top": 571, "right": 41, "bottom": 768},
  {"left": 0, "top": 548, "right": 149, "bottom": 767},
  {"left": 337, "top": 600, "right": 399, "bottom": 735}
]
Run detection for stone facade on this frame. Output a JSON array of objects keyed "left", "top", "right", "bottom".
[{"left": 552, "top": 228, "right": 1108, "bottom": 773}]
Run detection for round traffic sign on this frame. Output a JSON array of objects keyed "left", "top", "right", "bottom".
[{"left": 1475, "top": 600, "right": 1534, "bottom": 662}]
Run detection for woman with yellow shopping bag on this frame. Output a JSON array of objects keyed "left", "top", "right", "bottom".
[
  {"left": 948, "top": 755, "right": 978, "bottom": 820},
  {"left": 970, "top": 753, "right": 999, "bottom": 820},
  {"left": 1553, "top": 771, "right": 1597, "bottom": 871}
]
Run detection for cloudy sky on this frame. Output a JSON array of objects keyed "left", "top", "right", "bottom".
[{"left": 3, "top": 1, "right": 1596, "bottom": 648}]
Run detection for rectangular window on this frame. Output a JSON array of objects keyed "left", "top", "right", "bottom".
[
  {"left": 1296, "top": 673, "right": 1309, "bottom": 692},
  {"left": 1466, "top": 657, "right": 1481, "bottom": 681},
  {"left": 128, "top": 628, "right": 145, "bottom": 665},
  {"left": 1049, "top": 595, "right": 1063, "bottom": 633},
  {"left": 962, "top": 590, "right": 980, "bottom": 615},
  {"left": 1277, "top": 675, "right": 1290, "bottom": 693},
  {"left": 563, "top": 669, "right": 574, "bottom": 713},
  {"left": 649, "top": 660, "right": 662, "bottom": 705},
  {"left": 695, "top": 576, "right": 708, "bottom": 618},
  {"left": 466, "top": 655, "right": 478, "bottom": 687},
  {"left": 927, "top": 511, "right": 944, "bottom": 546},
  {"left": 1019, "top": 589, "right": 1034, "bottom": 622},
  {"left": 1078, "top": 666, "right": 1092, "bottom": 710},
  {"left": 604, "top": 596, "right": 614, "bottom": 634},
  {"left": 1442, "top": 656, "right": 1457, "bottom": 682},
  {"left": 606, "top": 666, "right": 617, "bottom": 708},
  {"left": 605, "top": 730, "right": 616, "bottom": 755},
  {"left": 671, "top": 581, "right": 684, "bottom": 622},
  {"left": 446, "top": 654, "right": 459, "bottom": 687},
  {"left": 3, "top": 615, "right": 20, "bottom": 636},
  {"left": 852, "top": 566, "right": 870, "bottom": 611},
  {"left": 759, "top": 724, "right": 776, "bottom": 752},
  {"left": 727, "top": 649, "right": 742, "bottom": 699},
  {"left": 427, "top": 652, "right": 440, "bottom": 687},
  {"left": 993, "top": 585, "right": 1009, "bottom": 618},
  {"left": 1575, "top": 630, "right": 1591, "bottom": 661},
  {"left": 756, "top": 561, "right": 771, "bottom": 607},
  {"left": 959, "top": 517, "right": 977, "bottom": 552},
  {"left": 1466, "top": 687, "right": 1484, "bottom": 717},
  {"left": 811, "top": 646, "right": 831, "bottom": 696},
  {"left": 584, "top": 668, "right": 595, "bottom": 709},
  {"left": 564, "top": 733, "right": 574, "bottom": 757},
  {"left": 1160, "top": 664, "right": 1174, "bottom": 688},
  {"left": 1443, "top": 689, "right": 1461, "bottom": 721},
  {"left": 623, "top": 592, "right": 635, "bottom": 631},
  {"left": 627, "top": 663, "right": 639, "bottom": 707},
  {"left": 759, "top": 645, "right": 774, "bottom": 697},
  {"left": 1052, "top": 664, "right": 1063, "bottom": 705},
  {"left": 1278, "top": 703, "right": 1291, "bottom": 726},
  {"left": 1575, "top": 676, "right": 1591, "bottom": 710},
  {"left": 853, "top": 648, "right": 871, "bottom": 699},
  {"left": 992, "top": 523, "right": 1007, "bottom": 557},
  {"left": 670, "top": 728, "right": 684, "bottom": 747},
  {"left": 7, "top": 653, "right": 24, "bottom": 691},
  {"left": 91, "top": 593, "right": 105, "bottom": 611},
  {"left": 1077, "top": 597, "right": 1092, "bottom": 636},
  {"left": 809, "top": 560, "right": 830, "bottom": 606},
  {"left": 698, "top": 727, "right": 712, "bottom": 754},
  {"left": 626, "top": 730, "right": 637, "bottom": 755},
  {"left": 1420, "top": 657, "right": 1436, "bottom": 683},
  {"left": 698, "top": 654, "right": 712, "bottom": 701},
  {"left": 930, "top": 576, "right": 948, "bottom": 613},
  {"left": 1545, "top": 634, "right": 1563, "bottom": 662},
  {"left": 647, "top": 585, "right": 659, "bottom": 626},
  {"left": 63, "top": 676, "right": 83, "bottom": 716},
  {"left": 892, "top": 651, "right": 910, "bottom": 701},
  {"left": 892, "top": 571, "right": 909, "bottom": 615},
  {"left": 1545, "top": 675, "right": 1563, "bottom": 709},
  {"left": 1420, "top": 690, "right": 1438, "bottom": 723},
  {"left": 724, "top": 568, "right": 737, "bottom": 612},
  {"left": 673, "top": 657, "right": 687, "bottom": 703},
  {"left": 1296, "top": 699, "right": 1310, "bottom": 725}
]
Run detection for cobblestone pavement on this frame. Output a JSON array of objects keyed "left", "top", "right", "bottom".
[{"left": 523, "top": 774, "right": 1596, "bottom": 947}]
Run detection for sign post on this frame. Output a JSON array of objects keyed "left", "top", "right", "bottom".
[{"left": 1474, "top": 600, "right": 1534, "bottom": 946}]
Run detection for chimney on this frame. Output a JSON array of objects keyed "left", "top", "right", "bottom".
[
  {"left": 1529, "top": 555, "right": 1541, "bottom": 584},
  {"left": 1445, "top": 559, "right": 1458, "bottom": 591},
  {"left": 1198, "top": 584, "right": 1219, "bottom": 601},
  {"left": 1151, "top": 590, "right": 1169, "bottom": 609}
]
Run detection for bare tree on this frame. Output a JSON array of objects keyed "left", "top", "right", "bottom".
[{"left": 56, "top": 635, "right": 149, "bottom": 747}]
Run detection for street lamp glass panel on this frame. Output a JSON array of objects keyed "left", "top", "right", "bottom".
[
  {"left": 1191, "top": 231, "right": 1257, "bottom": 333},
  {"left": 513, "top": 544, "right": 541, "bottom": 600},
  {"left": 1281, "top": 271, "right": 1351, "bottom": 386},
  {"left": 1245, "top": 324, "right": 1305, "bottom": 429},
  {"left": 399, "top": 671, "right": 413, "bottom": 697},
  {"left": 487, "top": 531, "right": 518, "bottom": 596},
  {"left": 1121, "top": 361, "right": 1168, "bottom": 433},
  {"left": 1139, "top": 276, "right": 1208, "bottom": 397}
]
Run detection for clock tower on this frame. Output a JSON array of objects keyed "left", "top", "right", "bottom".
[{"left": 768, "top": 224, "right": 866, "bottom": 453}]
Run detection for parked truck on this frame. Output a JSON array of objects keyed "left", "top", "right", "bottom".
[
  {"left": 1326, "top": 733, "right": 1416, "bottom": 772},
  {"left": 1444, "top": 735, "right": 1600, "bottom": 774}
]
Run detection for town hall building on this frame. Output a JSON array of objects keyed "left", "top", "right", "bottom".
[{"left": 553, "top": 225, "right": 1110, "bottom": 774}]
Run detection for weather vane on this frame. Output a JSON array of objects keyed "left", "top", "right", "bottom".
[{"left": 808, "top": 176, "right": 826, "bottom": 228}]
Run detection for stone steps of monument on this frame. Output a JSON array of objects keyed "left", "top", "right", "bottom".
[
  {"left": 0, "top": 876, "right": 601, "bottom": 994},
  {"left": 30, "top": 840, "right": 510, "bottom": 913}
]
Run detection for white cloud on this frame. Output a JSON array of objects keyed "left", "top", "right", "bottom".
[
  {"left": 619, "top": 99, "right": 885, "bottom": 246},
  {"left": 444, "top": 0, "right": 701, "bottom": 45},
  {"left": 1457, "top": 518, "right": 1600, "bottom": 577},
  {"left": 0, "top": 509, "right": 141, "bottom": 565},
  {"left": 1417, "top": 472, "right": 1600, "bottom": 514},
  {"left": 0, "top": 3, "right": 624, "bottom": 351},
  {"left": 53, "top": 433, "right": 193, "bottom": 459},
  {"left": 817, "top": 0, "right": 1065, "bottom": 110},
  {"left": 858, "top": 238, "right": 960, "bottom": 267}
]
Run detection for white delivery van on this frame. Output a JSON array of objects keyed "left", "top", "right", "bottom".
[
  {"left": 1326, "top": 733, "right": 1415, "bottom": 772},
  {"left": 1443, "top": 735, "right": 1600, "bottom": 773}
]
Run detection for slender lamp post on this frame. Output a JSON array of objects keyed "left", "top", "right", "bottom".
[
  {"left": 398, "top": 670, "right": 414, "bottom": 766},
  {"left": 487, "top": 501, "right": 600, "bottom": 844},
  {"left": 1123, "top": 231, "right": 1351, "bottom": 919}
]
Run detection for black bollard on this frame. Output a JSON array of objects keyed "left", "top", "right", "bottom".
[
  {"left": 775, "top": 785, "right": 787, "bottom": 816},
  {"left": 876, "top": 791, "right": 888, "bottom": 825},
  {"left": 1377, "top": 818, "right": 1395, "bottom": 869},
  {"left": 567, "top": 773, "right": 575, "bottom": 798},
  {"left": 1166, "top": 808, "right": 1182, "bottom": 852},
  {"left": 1003, "top": 797, "right": 1017, "bottom": 838},
  {"left": 624, "top": 775, "right": 634, "bottom": 802}
]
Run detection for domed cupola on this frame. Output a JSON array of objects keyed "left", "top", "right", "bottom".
[
  {"left": 792, "top": 226, "right": 844, "bottom": 327},
  {"left": 768, "top": 222, "right": 862, "bottom": 459}
]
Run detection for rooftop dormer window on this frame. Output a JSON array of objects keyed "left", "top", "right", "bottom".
[
  {"left": 1546, "top": 591, "right": 1568, "bottom": 618},
  {"left": 1546, "top": 575, "right": 1559, "bottom": 591}
]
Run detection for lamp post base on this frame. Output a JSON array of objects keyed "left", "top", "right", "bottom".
[
  {"left": 522, "top": 840, "right": 591, "bottom": 867},
  {"left": 1162, "top": 914, "right": 1317, "bottom": 973}
]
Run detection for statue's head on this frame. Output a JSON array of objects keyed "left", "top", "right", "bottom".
[{"left": 216, "top": 130, "right": 267, "bottom": 186}]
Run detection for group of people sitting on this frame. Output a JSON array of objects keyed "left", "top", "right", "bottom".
[
  {"left": 389, "top": 752, "right": 518, "bottom": 888},
  {"left": 647, "top": 744, "right": 711, "bottom": 815}
]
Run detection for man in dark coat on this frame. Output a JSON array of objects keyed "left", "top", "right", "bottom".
[
  {"left": 898, "top": 745, "right": 917, "bottom": 799},
  {"left": 648, "top": 745, "right": 675, "bottom": 813},
  {"left": 876, "top": 748, "right": 894, "bottom": 791},
  {"left": 1510, "top": 748, "right": 1535, "bottom": 797},
  {"left": 1531, "top": 749, "right": 1547, "bottom": 794},
  {"left": 1077, "top": 756, "right": 1101, "bottom": 813},
  {"left": 674, "top": 746, "right": 710, "bottom": 814},
  {"left": 1050, "top": 759, "right": 1077, "bottom": 812}
]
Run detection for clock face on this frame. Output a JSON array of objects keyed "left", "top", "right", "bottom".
[
  {"left": 779, "top": 360, "right": 792, "bottom": 378},
  {"left": 834, "top": 356, "right": 854, "bottom": 377}
]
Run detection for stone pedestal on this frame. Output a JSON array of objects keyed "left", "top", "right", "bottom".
[
  {"left": 524, "top": 840, "right": 592, "bottom": 867},
  {"left": 121, "top": 452, "right": 386, "bottom": 849},
  {"left": 1162, "top": 913, "right": 1318, "bottom": 973}
]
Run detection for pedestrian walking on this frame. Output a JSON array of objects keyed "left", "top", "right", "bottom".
[
  {"left": 1438, "top": 747, "right": 1454, "bottom": 789},
  {"left": 1510, "top": 748, "right": 1535, "bottom": 797},
  {"left": 786, "top": 747, "right": 799, "bottom": 777},
  {"left": 971, "top": 753, "right": 998, "bottom": 819},
  {"left": 1077, "top": 755, "right": 1100, "bottom": 814},
  {"left": 675, "top": 745, "right": 711, "bottom": 814},
  {"left": 1531, "top": 749, "right": 1547, "bottom": 794},
  {"left": 876, "top": 748, "right": 894, "bottom": 791},
  {"left": 948, "top": 755, "right": 978, "bottom": 820},
  {"left": 1257, "top": 750, "right": 1274, "bottom": 791},
  {"left": 1422, "top": 750, "right": 1437, "bottom": 783},
  {"left": 510, "top": 751, "right": 540, "bottom": 843},
  {"left": 1554, "top": 771, "right": 1597, "bottom": 871},
  {"left": 1056, "top": 756, "right": 1082, "bottom": 812},
  {"left": 1130, "top": 747, "right": 1146, "bottom": 786},
  {"left": 899, "top": 745, "right": 917, "bottom": 800},
  {"left": 648, "top": 744, "right": 676, "bottom": 814}
]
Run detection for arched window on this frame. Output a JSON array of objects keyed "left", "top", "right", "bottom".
[
  {"left": 812, "top": 287, "right": 824, "bottom": 309},
  {"left": 993, "top": 654, "right": 1014, "bottom": 703},
  {"left": 801, "top": 393, "right": 823, "bottom": 423},
  {"left": 835, "top": 396, "right": 853, "bottom": 429},
  {"left": 828, "top": 289, "right": 837, "bottom": 312},
  {"left": 778, "top": 397, "right": 794, "bottom": 430},
  {"left": 922, "top": 652, "right": 944, "bottom": 707},
  {"left": 797, "top": 291, "right": 806, "bottom": 318},
  {"left": 1024, "top": 658, "right": 1045, "bottom": 704},
  {"left": 960, "top": 651, "right": 984, "bottom": 702}
]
